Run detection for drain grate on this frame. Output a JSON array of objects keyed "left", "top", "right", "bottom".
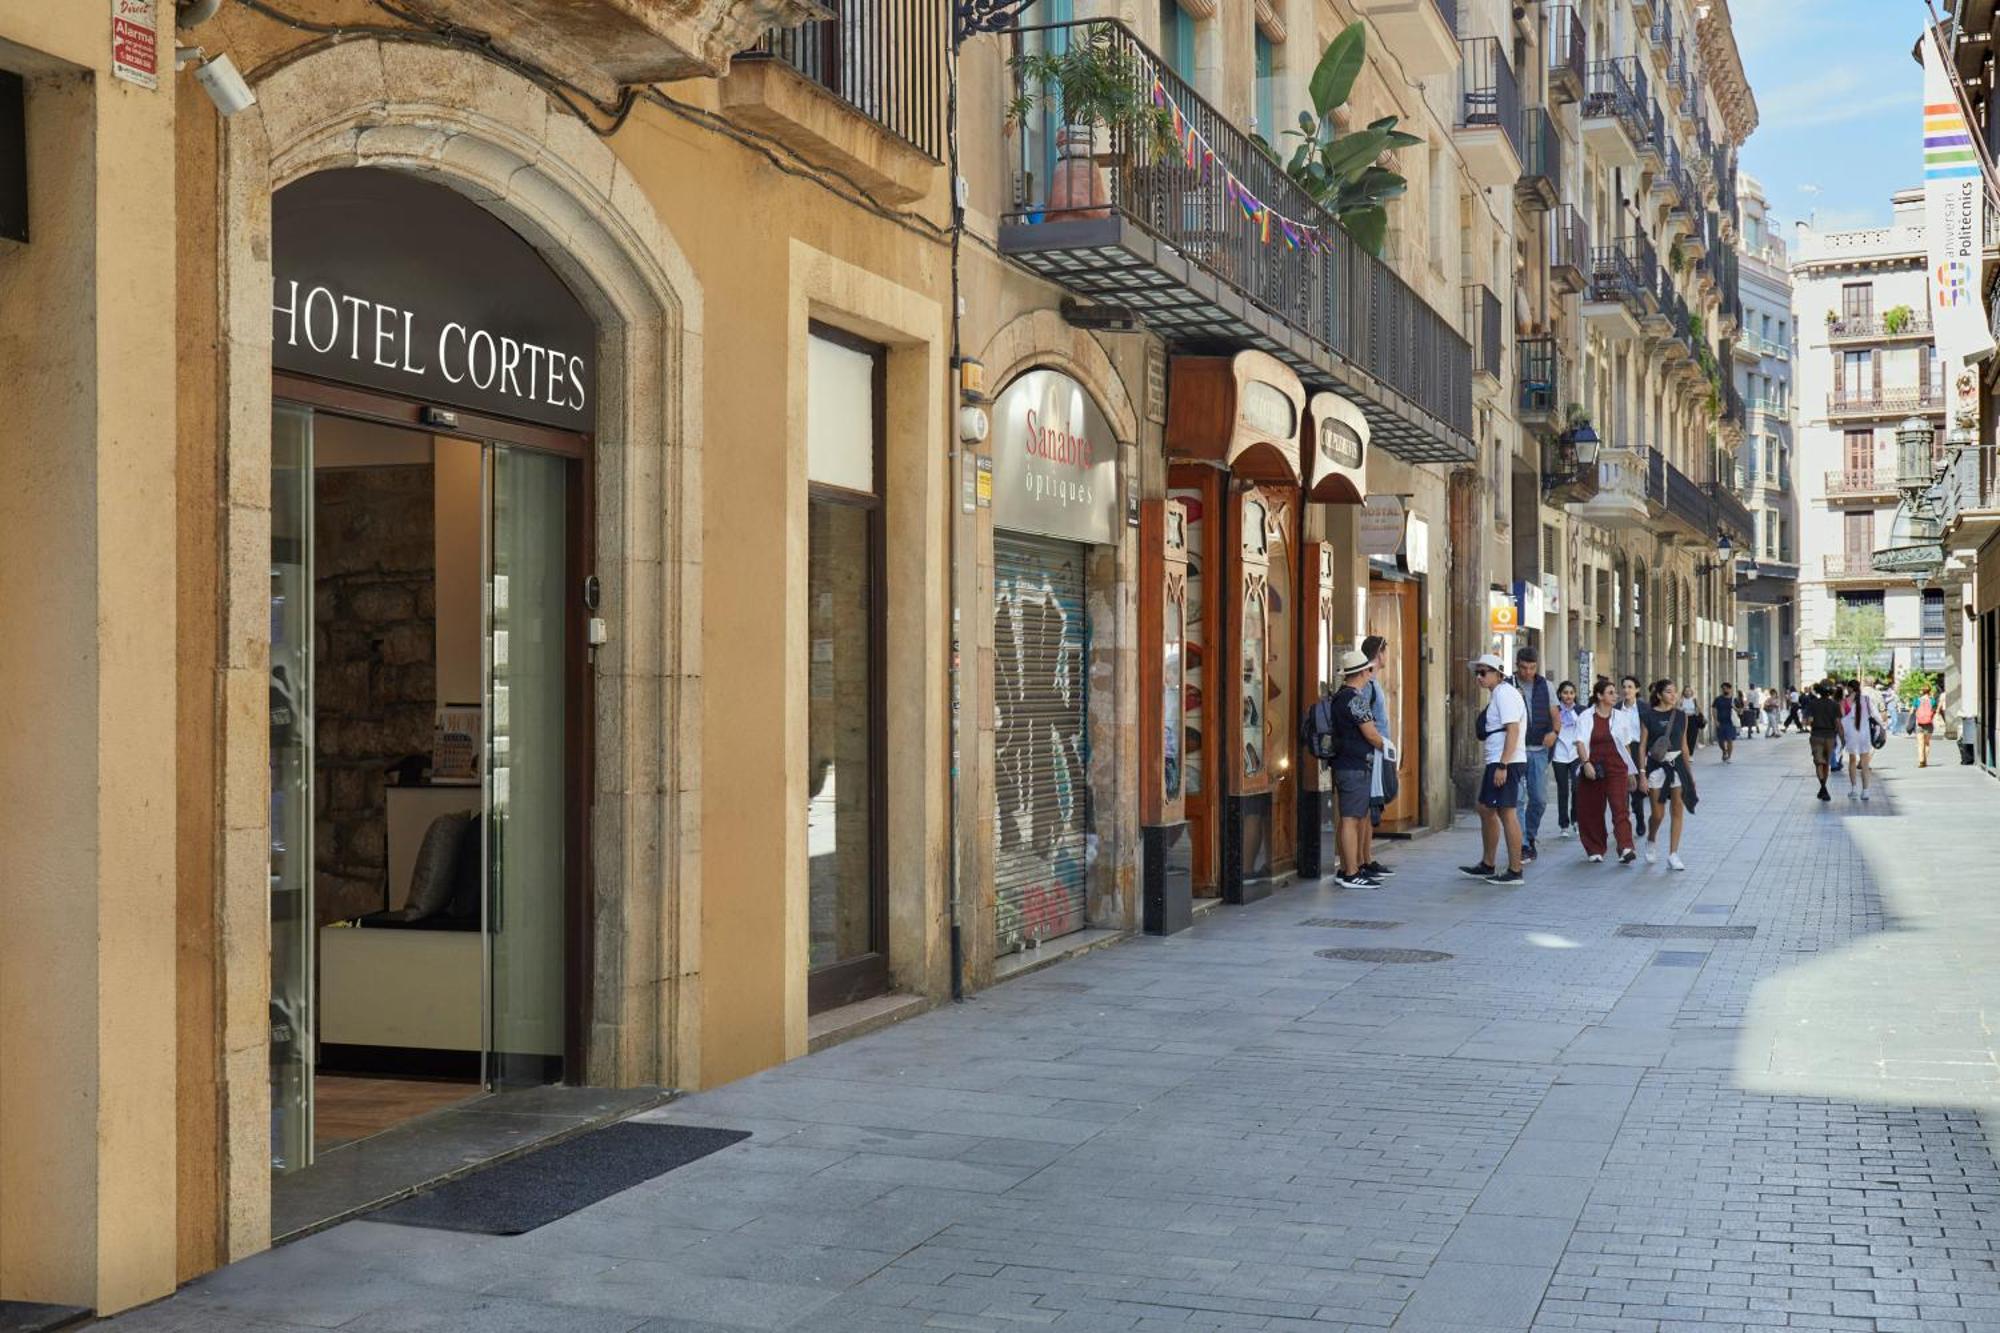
[
  {"left": 1300, "top": 918, "right": 1403, "bottom": 930},
  {"left": 1617, "top": 924, "right": 1757, "bottom": 940},
  {"left": 1316, "top": 947, "right": 1453, "bottom": 964},
  {"left": 1652, "top": 950, "right": 1709, "bottom": 967}
]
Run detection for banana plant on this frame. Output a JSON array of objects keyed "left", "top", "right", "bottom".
[{"left": 1259, "top": 22, "right": 1419, "bottom": 256}]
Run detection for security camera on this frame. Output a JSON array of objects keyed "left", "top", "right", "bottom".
[{"left": 182, "top": 49, "right": 256, "bottom": 118}]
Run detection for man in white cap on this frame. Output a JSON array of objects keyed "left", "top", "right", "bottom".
[
  {"left": 1462, "top": 653, "right": 1527, "bottom": 885},
  {"left": 1320, "top": 647, "right": 1387, "bottom": 889}
]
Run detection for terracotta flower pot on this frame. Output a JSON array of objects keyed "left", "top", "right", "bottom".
[{"left": 1046, "top": 124, "right": 1112, "bottom": 221}]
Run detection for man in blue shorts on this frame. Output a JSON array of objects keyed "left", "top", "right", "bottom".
[{"left": 1461, "top": 653, "right": 1527, "bottom": 885}]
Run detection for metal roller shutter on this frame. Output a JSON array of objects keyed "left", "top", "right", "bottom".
[{"left": 992, "top": 533, "right": 1090, "bottom": 955}]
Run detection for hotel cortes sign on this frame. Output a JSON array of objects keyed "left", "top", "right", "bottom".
[{"left": 989, "top": 369, "right": 1119, "bottom": 545}]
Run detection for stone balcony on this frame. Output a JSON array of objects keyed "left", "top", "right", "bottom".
[{"left": 402, "top": 0, "right": 832, "bottom": 100}]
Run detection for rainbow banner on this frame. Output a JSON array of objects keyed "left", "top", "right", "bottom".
[{"left": 1921, "top": 25, "right": 1994, "bottom": 378}]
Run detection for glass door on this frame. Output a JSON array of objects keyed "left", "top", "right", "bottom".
[
  {"left": 270, "top": 404, "right": 315, "bottom": 1170},
  {"left": 485, "top": 445, "right": 571, "bottom": 1087}
]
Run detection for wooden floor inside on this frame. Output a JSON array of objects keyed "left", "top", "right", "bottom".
[{"left": 314, "top": 1075, "right": 482, "bottom": 1152}]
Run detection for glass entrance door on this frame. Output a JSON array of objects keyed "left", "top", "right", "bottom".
[
  {"left": 270, "top": 405, "right": 315, "bottom": 1171},
  {"left": 485, "top": 445, "right": 572, "bottom": 1087}
]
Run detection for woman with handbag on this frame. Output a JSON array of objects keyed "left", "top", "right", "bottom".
[
  {"left": 1565, "top": 678, "right": 1638, "bottom": 864},
  {"left": 1642, "top": 679, "right": 1691, "bottom": 871},
  {"left": 1839, "top": 678, "right": 1878, "bottom": 801}
]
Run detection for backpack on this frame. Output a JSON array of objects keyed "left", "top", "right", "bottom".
[
  {"left": 1916, "top": 697, "right": 1936, "bottom": 727},
  {"left": 1302, "top": 696, "right": 1340, "bottom": 762}
]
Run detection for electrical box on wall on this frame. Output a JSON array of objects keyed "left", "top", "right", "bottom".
[{"left": 0, "top": 70, "right": 26, "bottom": 245}]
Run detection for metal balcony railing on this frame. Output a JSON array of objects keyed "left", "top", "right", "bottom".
[
  {"left": 1584, "top": 58, "right": 1646, "bottom": 144},
  {"left": 1745, "top": 395, "right": 1787, "bottom": 419},
  {"left": 1825, "top": 469, "right": 1894, "bottom": 499},
  {"left": 1459, "top": 37, "right": 1523, "bottom": 159},
  {"left": 1519, "top": 334, "right": 1561, "bottom": 417},
  {"left": 998, "top": 19, "right": 1474, "bottom": 456},
  {"left": 1550, "top": 203, "right": 1588, "bottom": 284},
  {"left": 748, "top": 0, "right": 947, "bottom": 159},
  {"left": 1518, "top": 105, "right": 1559, "bottom": 204},
  {"left": 1646, "top": 448, "right": 1715, "bottom": 535},
  {"left": 1638, "top": 97, "right": 1666, "bottom": 163},
  {"left": 1721, "top": 378, "right": 1746, "bottom": 430},
  {"left": 1825, "top": 554, "right": 1905, "bottom": 581},
  {"left": 1464, "top": 284, "right": 1503, "bottom": 381},
  {"left": 1828, "top": 385, "right": 1947, "bottom": 418},
  {"left": 1649, "top": 4, "right": 1674, "bottom": 49},
  {"left": 1709, "top": 481, "right": 1754, "bottom": 546},
  {"left": 1589, "top": 235, "right": 1654, "bottom": 308},
  {"left": 1828, "top": 311, "right": 1935, "bottom": 342},
  {"left": 1548, "top": 4, "right": 1586, "bottom": 101}
]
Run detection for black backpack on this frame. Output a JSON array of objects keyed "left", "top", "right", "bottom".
[{"left": 1302, "top": 696, "right": 1340, "bottom": 762}]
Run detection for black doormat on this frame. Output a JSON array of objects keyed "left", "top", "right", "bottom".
[
  {"left": 0, "top": 1302, "right": 89, "bottom": 1333},
  {"left": 368, "top": 1122, "right": 749, "bottom": 1235}
]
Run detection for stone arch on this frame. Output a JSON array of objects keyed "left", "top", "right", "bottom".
[
  {"left": 978, "top": 309, "right": 1142, "bottom": 446},
  {"left": 210, "top": 38, "right": 702, "bottom": 1252}
]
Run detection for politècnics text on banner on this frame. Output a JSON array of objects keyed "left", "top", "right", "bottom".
[{"left": 1922, "top": 23, "right": 1996, "bottom": 389}]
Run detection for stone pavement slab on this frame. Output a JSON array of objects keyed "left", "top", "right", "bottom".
[{"left": 100, "top": 740, "right": 2000, "bottom": 1331}]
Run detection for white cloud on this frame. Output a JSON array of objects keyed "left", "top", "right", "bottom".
[{"left": 1757, "top": 63, "right": 1916, "bottom": 132}]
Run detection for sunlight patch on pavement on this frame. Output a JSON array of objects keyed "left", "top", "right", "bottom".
[{"left": 1525, "top": 932, "right": 1582, "bottom": 949}]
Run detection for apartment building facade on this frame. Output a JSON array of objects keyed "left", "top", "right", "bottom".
[
  {"left": 1792, "top": 193, "right": 1953, "bottom": 684},
  {"left": 1540, "top": 0, "right": 1757, "bottom": 709},
  {"left": 1732, "top": 173, "right": 1800, "bottom": 687}
]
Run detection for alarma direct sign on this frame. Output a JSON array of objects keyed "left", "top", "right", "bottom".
[
  {"left": 111, "top": 0, "right": 159, "bottom": 89},
  {"left": 989, "top": 370, "right": 1119, "bottom": 545}
]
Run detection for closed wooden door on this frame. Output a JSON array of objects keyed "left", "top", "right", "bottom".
[{"left": 1366, "top": 578, "right": 1422, "bottom": 830}]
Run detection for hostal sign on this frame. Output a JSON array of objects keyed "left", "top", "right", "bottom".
[
  {"left": 272, "top": 168, "right": 596, "bottom": 432},
  {"left": 990, "top": 369, "right": 1119, "bottom": 545}
]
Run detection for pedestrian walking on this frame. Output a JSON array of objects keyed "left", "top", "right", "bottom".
[
  {"left": 1807, "top": 680, "right": 1841, "bottom": 801},
  {"left": 1619, "top": 675, "right": 1649, "bottom": 838},
  {"left": 1641, "top": 679, "right": 1693, "bottom": 870},
  {"left": 1765, "top": 686, "right": 1785, "bottom": 737},
  {"left": 1460, "top": 654, "right": 1527, "bottom": 885},
  {"left": 1840, "top": 678, "right": 1878, "bottom": 802},
  {"left": 1739, "top": 689, "right": 1758, "bottom": 738},
  {"left": 1551, "top": 680, "right": 1581, "bottom": 839},
  {"left": 1564, "top": 677, "right": 1639, "bottom": 863},
  {"left": 1359, "top": 634, "right": 1397, "bottom": 878},
  {"left": 1512, "top": 646, "right": 1560, "bottom": 863},
  {"left": 1712, "top": 682, "right": 1739, "bottom": 762},
  {"left": 1786, "top": 686, "right": 1806, "bottom": 733},
  {"left": 1913, "top": 682, "right": 1943, "bottom": 767}
]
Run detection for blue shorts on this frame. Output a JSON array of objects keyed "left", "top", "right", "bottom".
[{"left": 1478, "top": 762, "right": 1526, "bottom": 809}]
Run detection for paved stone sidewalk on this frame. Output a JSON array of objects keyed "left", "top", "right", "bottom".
[{"left": 105, "top": 736, "right": 2000, "bottom": 1332}]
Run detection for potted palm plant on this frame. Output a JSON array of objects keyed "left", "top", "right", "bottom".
[{"left": 1009, "top": 27, "right": 1176, "bottom": 220}]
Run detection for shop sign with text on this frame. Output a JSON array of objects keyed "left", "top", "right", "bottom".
[
  {"left": 273, "top": 168, "right": 596, "bottom": 431},
  {"left": 990, "top": 369, "right": 1119, "bottom": 545},
  {"left": 1358, "top": 495, "right": 1406, "bottom": 557}
]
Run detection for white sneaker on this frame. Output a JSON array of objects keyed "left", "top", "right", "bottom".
[
  {"left": 1860, "top": 788, "right": 1871, "bottom": 802},
  {"left": 1645, "top": 845, "right": 1659, "bottom": 864},
  {"left": 1561, "top": 826, "right": 1573, "bottom": 840},
  {"left": 1588, "top": 853, "right": 1604, "bottom": 863},
  {"left": 1667, "top": 853, "right": 1686, "bottom": 871}
]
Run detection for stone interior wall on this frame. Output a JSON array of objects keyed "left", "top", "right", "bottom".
[{"left": 314, "top": 464, "right": 437, "bottom": 926}]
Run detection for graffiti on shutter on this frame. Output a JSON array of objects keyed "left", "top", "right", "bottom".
[{"left": 993, "top": 534, "right": 1090, "bottom": 954}]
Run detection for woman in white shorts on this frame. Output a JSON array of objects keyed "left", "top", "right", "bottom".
[{"left": 1839, "top": 677, "right": 1875, "bottom": 801}]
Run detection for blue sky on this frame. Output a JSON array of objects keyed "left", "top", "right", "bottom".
[{"left": 1733, "top": 0, "right": 1929, "bottom": 234}]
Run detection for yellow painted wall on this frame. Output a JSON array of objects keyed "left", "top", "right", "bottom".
[{"left": 0, "top": 3, "right": 181, "bottom": 1313}]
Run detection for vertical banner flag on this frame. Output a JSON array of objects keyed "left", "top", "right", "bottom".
[{"left": 1922, "top": 24, "right": 1995, "bottom": 398}]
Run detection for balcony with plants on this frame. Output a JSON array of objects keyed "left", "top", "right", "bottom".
[
  {"left": 1826, "top": 304, "right": 1933, "bottom": 343},
  {"left": 999, "top": 19, "right": 1474, "bottom": 463}
]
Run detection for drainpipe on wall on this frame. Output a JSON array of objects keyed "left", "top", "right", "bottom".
[{"left": 946, "top": 16, "right": 966, "bottom": 1003}]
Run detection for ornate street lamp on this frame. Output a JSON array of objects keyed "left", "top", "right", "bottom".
[
  {"left": 1569, "top": 421, "right": 1601, "bottom": 468},
  {"left": 1895, "top": 415, "right": 1939, "bottom": 499}
]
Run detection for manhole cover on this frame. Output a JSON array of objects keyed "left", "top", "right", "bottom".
[
  {"left": 1315, "top": 947, "right": 1453, "bottom": 964},
  {"left": 1652, "top": 950, "right": 1709, "bottom": 967},
  {"left": 1617, "top": 924, "right": 1757, "bottom": 940},
  {"left": 1300, "top": 918, "right": 1403, "bottom": 930}
]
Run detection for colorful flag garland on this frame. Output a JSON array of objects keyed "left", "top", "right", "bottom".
[{"left": 1148, "top": 75, "right": 1336, "bottom": 255}]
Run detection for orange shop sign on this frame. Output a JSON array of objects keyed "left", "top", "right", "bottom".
[{"left": 1489, "top": 600, "right": 1520, "bottom": 635}]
